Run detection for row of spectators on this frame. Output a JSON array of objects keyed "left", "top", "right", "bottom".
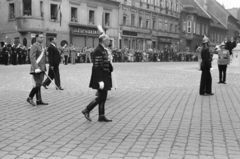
[{"left": 0, "top": 43, "right": 199, "bottom": 65}]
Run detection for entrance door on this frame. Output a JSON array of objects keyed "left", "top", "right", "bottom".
[{"left": 73, "top": 36, "right": 85, "bottom": 48}]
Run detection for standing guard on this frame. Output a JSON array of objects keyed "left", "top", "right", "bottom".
[{"left": 199, "top": 35, "right": 214, "bottom": 96}]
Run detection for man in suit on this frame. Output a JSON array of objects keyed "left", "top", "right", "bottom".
[
  {"left": 42, "top": 37, "right": 63, "bottom": 90},
  {"left": 82, "top": 32, "right": 113, "bottom": 122},
  {"left": 199, "top": 36, "right": 214, "bottom": 96},
  {"left": 27, "top": 33, "right": 48, "bottom": 106}
]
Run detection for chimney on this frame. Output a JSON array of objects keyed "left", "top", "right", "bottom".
[{"left": 203, "top": 0, "right": 208, "bottom": 10}]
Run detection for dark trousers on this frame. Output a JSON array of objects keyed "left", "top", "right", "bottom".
[
  {"left": 86, "top": 90, "right": 108, "bottom": 116},
  {"left": 218, "top": 65, "right": 227, "bottom": 83},
  {"left": 64, "top": 56, "right": 68, "bottom": 65},
  {"left": 43, "top": 66, "right": 61, "bottom": 87},
  {"left": 200, "top": 68, "right": 212, "bottom": 94}
]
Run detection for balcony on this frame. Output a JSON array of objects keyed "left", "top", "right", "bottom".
[{"left": 15, "top": 16, "right": 44, "bottom": 33}]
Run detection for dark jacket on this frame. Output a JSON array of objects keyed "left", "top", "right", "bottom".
[
  {"left": 89, "top": 44, "right": 113, "bottom": 90},
  {"left": 225, "top": 41, "right": 236, "bottom": 53},
  {"left": 48, "top": 44, "right": 61, "bottom": 67},
  {"left": 201, "top": 47, "right": 211, "bottom": 70}
]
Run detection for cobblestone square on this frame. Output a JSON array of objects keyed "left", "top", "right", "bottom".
[{"left": 1, "top": 62, "right": 240, "bottom": 159}]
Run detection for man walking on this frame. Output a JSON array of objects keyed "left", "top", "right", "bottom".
[
  {"left": 42, "top": 37, "right": 63, "bottom": 90},
  {"left": 82, "top": 27, "right": 113, "bottom": 122},
  {"left": 27, "top": 33, "right": 48, "bottom": 106}
]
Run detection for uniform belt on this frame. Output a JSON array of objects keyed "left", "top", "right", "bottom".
[{"left": 219, "top": 57, "right": 227, "bottom": 59}]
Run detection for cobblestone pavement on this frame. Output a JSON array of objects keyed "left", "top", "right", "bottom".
[{"left": 1, "top": 62, "right": 240, "bottom": 159}]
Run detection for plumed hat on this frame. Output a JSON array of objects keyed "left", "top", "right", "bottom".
[
  {"left": 97, "top": 25, "right": 109, "bottom": 41},
  {"left": 202, "top": 35, "right": 210, "bottom": 43}
]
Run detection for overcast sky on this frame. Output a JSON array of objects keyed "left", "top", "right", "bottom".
[{"left": 215, "top": 0, "right": 240, "bottom": 9}]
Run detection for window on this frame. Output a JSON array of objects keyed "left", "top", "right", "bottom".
[
  {"left": 176, "top": 4, "right": 179, "bottom": 12},
  {"left": 153, "top": 19, "right": 156, "bottom": 30},
  {"left": 139, "top": 17, "right": 142, "bottom": 27},
  {"left": 165, "top": 19, "right": 168, "bottom": 31},
  {"left": 89, "top": 10, "right": 95, "bottom": 24},
  {"left": 205, "top": 25, "right": 208, "bottom": 35},
  {"left": 105, "top": 13, "right": 110, "bottom": 26},
  {"left": 170, "top": 24, "right": 173, "bottom": 33},
  {"left": 9, "top": 3, "right": 15, "bottom": 19},
  {"left": 171, "top": 2, "right": 173, "bottom": 11},
  {"left": 196, "top": 23, "right": 200, "bottom": 35},
  {"left": 23, "top": 0, "right": 32, "bottom": 16},
  {"left": 175, "top": 25, "right": 178, "bottom": 33},
  {"left": 71, "top": 7, "right": 77, "bottom": 22},
  {"left": 159, "top": 17, "right": 163, "bottom": 30},
  {"left": 187, "top": 21, "right": 191, "bottom": 33},
  {"left": 161, "top": 0, "right": 164, "bottom": 8},
  {"left": 123, "top": 15, "right": 127, "bottom": 25},
  {"left": 193, "top": 22, "right": 196, "bottom": 33},
  {"left": 201, "top": 24, "right": 204, "bottom": 35},
  {"left": 183, "top": 21, "right": 186, "bottom": 32},
  {"left": 131, "top": 14, "right": 135, "bottom": 26},
  {"left": 50, "top": 4, "right": 58, "bottom": 20},
  {"left": 146, "top": 20, "right": 149, "bottom": 29},
  {"left": 40, "top": 1, "right": 43, "bottom": 18}
]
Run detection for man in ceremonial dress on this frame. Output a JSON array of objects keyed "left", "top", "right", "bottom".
[
  {"left": 82, "top": 26, "right": 113, "bottom": 122},
  {"left": 199, "top": 36, "right": 214, "bottom": 96},
  {"left": 27, "top": 34, "right": 48, "bottom": 106}
]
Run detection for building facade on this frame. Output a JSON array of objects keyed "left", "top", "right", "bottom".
[
  {"left": 0, "top": 0, "right": 120, "bottom": 48},
  {"left": 195, "top": 0, "right": 240, "bottom": 41},
  {"left": 179, "top": 0, "right": 211, "bottom": 52},
  {"left": 118, "top": 0, "right": 182, "bottom": 51}
]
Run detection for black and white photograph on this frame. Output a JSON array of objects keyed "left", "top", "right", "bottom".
[{"left": 1, "top": 0, "right": 240, "bottom": 159}]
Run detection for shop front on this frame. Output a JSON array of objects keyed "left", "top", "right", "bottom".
[
  {"left": 158, "top": 36, "right": 172, "bottom": 51},
  {"left": 70, "top": 24, "right": 101, "bottom": 48}
]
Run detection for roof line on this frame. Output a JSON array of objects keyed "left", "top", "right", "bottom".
[
  {"left": 208, "top": 11, "right": 228, "bottom": 29},
  {"left": 193, "top": 0, "right": 211, "bottom": 18}
]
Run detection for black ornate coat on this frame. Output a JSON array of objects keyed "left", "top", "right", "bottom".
[{"left": 89, "top": 44, "right": 113, "bottom": 91}]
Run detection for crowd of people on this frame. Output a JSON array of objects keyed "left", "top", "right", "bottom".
[{"left": 0, "top": 43, "right": 199, "bottom": 66}]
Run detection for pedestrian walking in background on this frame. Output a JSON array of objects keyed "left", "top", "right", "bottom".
[
  {"left": 82, "top": 26, "right": 113, "bottom": 122},
  {"left": 42, "top": 37, "right": 64, "bottom": 90},
  {"left": 199, "top": 35, "right": 214, "bottom": 96},
  {"left": 217, "top": 42, "right": 230, "bottom": 84},
  {"left": 27, "top": 33, "right": 48, "bottom": 106}
]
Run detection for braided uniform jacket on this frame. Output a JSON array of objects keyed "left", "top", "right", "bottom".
[{"left": 89, "top": 44, "right": 113, "bottom": 90}]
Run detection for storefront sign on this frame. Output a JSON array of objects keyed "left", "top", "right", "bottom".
[
  {"left": 159, "top": 37, "right": 171, "bottom": 42},
  {"left": 73, "top": 27, "right": 98, "bottom": 35},
  {"left": 123, "top": 31, "right": 137, "bottom": 36}
]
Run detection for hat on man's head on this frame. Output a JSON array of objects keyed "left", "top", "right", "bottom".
[
  {"left": 97, "top": 25, "right": 109, "bottom": 41},
  {"left": 202, "top": 35, "right": 210, "bottom": 43}
]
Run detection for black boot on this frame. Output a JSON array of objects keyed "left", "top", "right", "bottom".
[
  {"left": 27, "top": 97, "right": 36, "bottom": 106},
  {"left": 82, "top": 109, "right": 91, "bottom": 121},
  {"left": 82, "top": 99, "right": 99, "bottom": 121},
  {"left": 98, "top": 102, "right": 112, "bottom": 122},
  {"left": 36, "top": 87, "right": 48, "bottom": 105}
]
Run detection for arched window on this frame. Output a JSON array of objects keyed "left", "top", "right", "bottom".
[
  {"left": 60, "top": 40, "right": 68, "bottom": 47},
  {"left": 23, "top": 38, "right": 27, "bottom": 46}
]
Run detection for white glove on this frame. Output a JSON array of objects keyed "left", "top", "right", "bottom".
[
  {"left": 35, "top": 68, "right": 41, "bottom": 73},
  {"left": 99, "top": 81, "right": 104, "bottom": 90},
  {"left": 210, "top": 68, "right": 213, "bottom": 72}
]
